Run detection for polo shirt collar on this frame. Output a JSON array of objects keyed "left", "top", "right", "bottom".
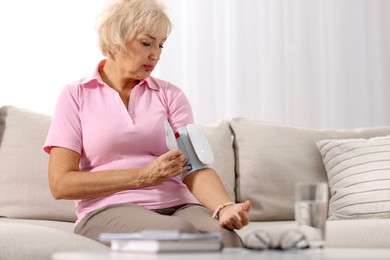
[{"left": 79, "top": 59, "right": 159, "bottom": 91}]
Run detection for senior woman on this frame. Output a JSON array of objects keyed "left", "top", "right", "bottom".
[{"left": 44, "top": 0, "right": 251, "bottom": 248}]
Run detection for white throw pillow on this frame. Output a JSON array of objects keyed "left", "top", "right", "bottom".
[{"left": 317, "top": 135, "right": 390, "bottom": 220}]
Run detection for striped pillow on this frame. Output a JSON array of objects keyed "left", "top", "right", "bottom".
[{"left": 316, "top": 135, "right": 390, "bottom": 220}]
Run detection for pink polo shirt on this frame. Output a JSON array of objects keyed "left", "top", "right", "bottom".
[{"left": 44, "top": 60, "right": 199, "bottom": 226}]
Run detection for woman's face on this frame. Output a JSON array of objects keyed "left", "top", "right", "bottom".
[{"left": 115, "top": 33, "right": 167, "bottom": 80}]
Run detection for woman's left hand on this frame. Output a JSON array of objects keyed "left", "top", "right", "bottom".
[{"left": 218, "top": 200, "right": 252, "bottom": 230}]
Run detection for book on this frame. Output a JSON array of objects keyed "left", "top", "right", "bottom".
[{"left": 99, "top": 230, "right": 222, "bottom": 253}]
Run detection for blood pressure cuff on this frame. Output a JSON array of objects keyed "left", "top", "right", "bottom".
[{"left": 165, "top": 121, "right": 214, "bottom": 179}]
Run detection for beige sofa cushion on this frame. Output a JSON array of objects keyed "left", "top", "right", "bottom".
[
  {"left": 202, "top": 121, "right": 235, "bottom": 201},
  {"left": 236, "top": 219, "right": 390, "bottom": 249},
  {"left": 326, "top": 219, "right": 390, "bottom": 248},
  {"left": 0, "top": 223, "right": 108, "bottom": 260},
  {"left": 230, "top": 117, "right": 390, "bottom": 221},
  {"left": 0, "top": 106, "right": 76, "bottom": 222}
]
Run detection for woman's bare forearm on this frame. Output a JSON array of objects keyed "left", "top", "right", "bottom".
[
  {"left": 183, "top": 168, "right": 233, "bottom": 213},
  {"left": 48, "top": 147, "right": 189, "bottom": 200}
]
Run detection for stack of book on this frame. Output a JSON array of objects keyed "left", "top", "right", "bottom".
[{"left": 99, "top": 230, "right": 222, "bottom": 253}]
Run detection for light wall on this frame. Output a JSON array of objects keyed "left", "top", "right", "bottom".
[
  {"left": 0, "top": 0, "right": 106, "bottom": 115},
  {"left": 1, "top": 0, "right": 389, "bottom": 129}
]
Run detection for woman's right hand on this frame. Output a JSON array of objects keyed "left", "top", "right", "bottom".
[
  {"left": 139, "top": 148, "right": 190, "bottom": 186},
  {"left": 48, "top": 147, "right": 190, "bottom": 200}
]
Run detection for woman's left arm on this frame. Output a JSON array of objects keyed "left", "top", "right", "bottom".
[
  {"left": 183, "top": 168, "right": 251, "bottom": 230},
  {"left": 166, "top": 83, "right": 250, "bottom": 229}
]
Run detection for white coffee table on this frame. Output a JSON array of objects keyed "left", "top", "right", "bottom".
[{"left": 52, "top": 248, "right": 390, "bottom": 260}]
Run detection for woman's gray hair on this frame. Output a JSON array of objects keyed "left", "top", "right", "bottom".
[{"left": 97, "top": 0, "right": 172, "bottom": 58}]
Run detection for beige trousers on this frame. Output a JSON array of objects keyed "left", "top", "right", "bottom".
[{"left": 74, "top": 203, "right": 243, "bottom": 248}]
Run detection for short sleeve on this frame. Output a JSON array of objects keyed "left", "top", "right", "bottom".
[
  {"left": 162, "top": 82, "right": 194, "bottom": 130},
  {"left": 158, "top": 81, "right": 213, "bottom": 179},
  {"left": 43, "top": 84, "right": 83, "bottom": 154}
]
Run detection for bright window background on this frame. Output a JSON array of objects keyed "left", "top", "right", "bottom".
[
  {"left": 0, "top": 1, "right": 106, "bottom": 115},
  {"left": 1, "top": 0, "right": 389, "bottom": 129}
]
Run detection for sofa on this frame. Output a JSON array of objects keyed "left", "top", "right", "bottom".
[{"left": 0, "top": 105, "right": 389, "bottom": 260}]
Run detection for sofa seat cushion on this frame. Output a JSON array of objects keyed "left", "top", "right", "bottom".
[
  {"left": 326, "top": 219, "right": 390, "bottom": 248},
  {"left": 236, "top": 219, "right": 390, "bottom": 249},
  {"left": 0, "top": 218, "right": 75, "bottom": 233},
  {"left": 230, "top": 117, "right": 390, "bottom": 221},
  {"left": 0, "top": 223, "right": 108, "bottom": 260},
  {"left": 0, "top": 106, "right": 76, "bottom": 222}
]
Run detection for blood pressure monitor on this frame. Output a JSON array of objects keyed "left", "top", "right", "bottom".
[{"left": 165, "top": 121, "right": 214, "bottom": 178}]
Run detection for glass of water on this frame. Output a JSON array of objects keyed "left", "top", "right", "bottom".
[{"left": 295, "top": 182, "right": 328, "bottom": 248}]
